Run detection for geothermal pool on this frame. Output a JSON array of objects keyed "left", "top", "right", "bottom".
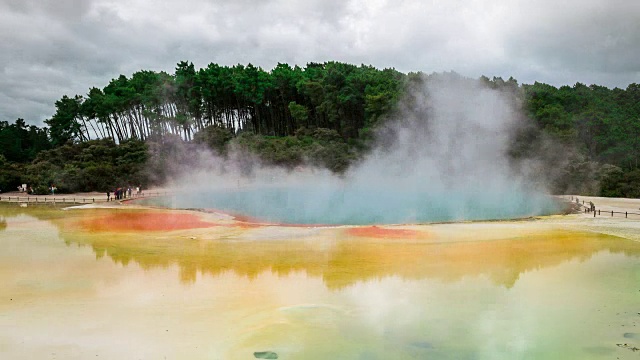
[
  {"left": 1, "top": 204, "right": 639, "bottom": 359},
  {"left": 138, "top": 187, "right": 560, "bottom": 225}
]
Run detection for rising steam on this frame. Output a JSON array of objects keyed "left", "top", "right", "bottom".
[{"left": 162, "top": 73, "right": 558, "bottom": 224}]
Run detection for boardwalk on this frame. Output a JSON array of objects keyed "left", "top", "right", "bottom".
[
  {"left": 562, "top": 195, "right": 640, "bottom": 219},
  {"left": 0, "top": 191, "right": 168, "bottom": 204}
]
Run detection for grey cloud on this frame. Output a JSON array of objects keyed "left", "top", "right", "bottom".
[
  {"left": 1, "top": 0, "right": 640, "bottom": 125},
  {"left": 1, "top": 0, "right": 92, "bottom": 21},
  {"left": 502, "top": 0, "right": 640, "bottom": 86}
]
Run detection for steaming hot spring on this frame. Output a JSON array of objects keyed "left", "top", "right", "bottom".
[{"left": 147, "top": 75, "right": 561, "bottom": 225}]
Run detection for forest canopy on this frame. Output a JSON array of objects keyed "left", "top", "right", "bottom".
[{"left": 1, "top": 61, "right": 639, "bottom": 197}]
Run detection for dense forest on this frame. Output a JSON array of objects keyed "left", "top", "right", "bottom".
[{"left": 0, "top": 61, "right": 639, "bottom": 197}]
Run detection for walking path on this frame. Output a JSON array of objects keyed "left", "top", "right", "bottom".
[
  {"left": 560, "top": 195, "right": 640, "bottom": 217},
  {"left": 0, "top": 190, "right": 168, "bottom": 204},
  {"left": 546, "top": 195, "right": 640, "bottom": 242}
]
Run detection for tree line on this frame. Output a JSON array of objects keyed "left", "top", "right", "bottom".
[
  {"left": 1, "top": 61, "right": 639, "bottom": 197},
  {"left": 45, "top": 61, "right": 402, "bottom": 145},
  {"left": 522, "top": 81, "right": 640, "bottom": 196}
]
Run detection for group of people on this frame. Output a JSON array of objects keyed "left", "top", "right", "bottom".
[
  {"left": 107, "top": 186, "right": 141, "bottom": 201},
  {"left": 16, "top": 184, "right": 34, "bottom": 194},
  {"left": 576, "top": 197, "right": 596, "bottom": 212}
]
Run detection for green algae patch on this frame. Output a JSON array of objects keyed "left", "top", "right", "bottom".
[{"left": 254, "top": 351, "right": 278, "bottom": 359}]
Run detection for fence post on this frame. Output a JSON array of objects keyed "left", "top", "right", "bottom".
[
  {"left": 594, "top": 210, "right": 596, "bottom": 217},
  {"left": 598, "top": 209, "right": 600, "bottom": 215},
  {"left": 93, "top": 198, "right": 95, "bottom": 203},
  {"left": 611, "top": 211, "right": 613, "bottom": 217},
  {"left": 625, "top": 212, "right": 627, "bottom": 218}
]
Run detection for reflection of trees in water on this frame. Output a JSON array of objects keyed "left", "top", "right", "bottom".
[
  {"left": 8, "top": 205, "right": 640, "bottom": 289},
  {"left": 0, "top": 205, "right": 29, "bottom": 231},
  {"left": 0, "top": 204, "right": 69, "bottom": 219},
  {"left": 0, "top": 203, "right": 89, "bottom": 231},
  {"left": 51, "top": 214, "right": 640, "bottom": 289}
]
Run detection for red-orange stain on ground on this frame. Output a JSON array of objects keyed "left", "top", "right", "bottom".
[
  {"left": 228, "top": 214, "right": 266, "bottom": 227},
  {"left": 346, "top": 226, "right": 422, "bottom": 239},
  {"left": 234, "top": 221, "right": 263, "bottom": 229},
  {"left": 80, "top": 212, "right": 217, "bottom": 232}
]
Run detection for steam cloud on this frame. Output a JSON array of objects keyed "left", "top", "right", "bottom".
[{"left": 164, "top": 73, "right": 558, "bottom": 224}]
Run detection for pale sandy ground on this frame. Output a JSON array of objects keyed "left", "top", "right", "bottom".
[{"left": 545, "top": 195, "right": 640, "bottom": 242}]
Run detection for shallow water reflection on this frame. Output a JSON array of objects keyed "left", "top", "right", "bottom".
[{"left": 0, "top": 205, "right": 639, "bottom": 359}]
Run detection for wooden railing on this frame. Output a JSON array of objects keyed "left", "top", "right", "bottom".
[
  {"left": 584, "top": 208, "right": 640, "bottom": 219},
  {"left": 564, "top": 195, "right": 640, "bottom": 219},
  {"left": 0, "top": 191, "right": 169, "bottom": 205}
]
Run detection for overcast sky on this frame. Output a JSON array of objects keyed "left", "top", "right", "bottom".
[{"left": 1, "top": 0, "right": 639, "bottom": 126}]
